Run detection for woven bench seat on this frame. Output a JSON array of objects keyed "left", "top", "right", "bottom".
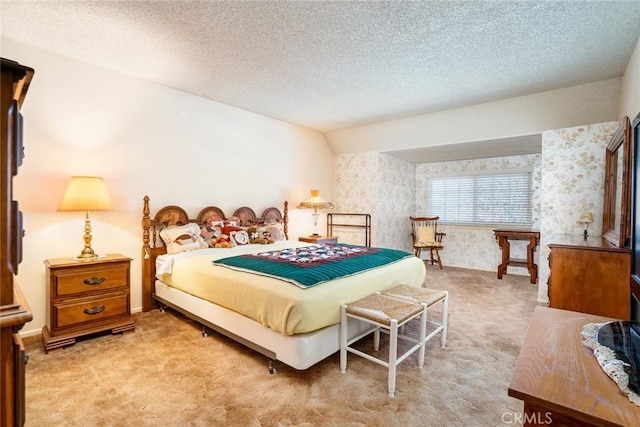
[
  {"left": 344, "top": 293, "right": 425, "bottom": 325},
  {"left": 340, "top": 293, "right": 427, "bottom": 397},
  {"left": 382, "top": 284, "right": 448, "bottom": 348}
]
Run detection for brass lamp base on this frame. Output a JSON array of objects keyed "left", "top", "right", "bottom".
[
  {"left": 71, "top": 211, "right": 104, "bottom": 260},
  {"left": 72, "top": 250, "right": 104, "bottom": 261}
]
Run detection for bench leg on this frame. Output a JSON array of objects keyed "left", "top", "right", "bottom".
[
  {"left": 388, "top": 319, "right": 398, "bottom": 397},
  {"left": 418, "top": 303, "right": 427, "bottom": 368},
  {"left": 441, "top": 294, "right": 448, "bottom": 348},
  {"left": 340, "top": 305, "right": 348, "bottom": 373}
]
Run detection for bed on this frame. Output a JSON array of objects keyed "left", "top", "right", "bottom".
[{"left": 141, "top": 196, "right": 427, "bottom": 371}]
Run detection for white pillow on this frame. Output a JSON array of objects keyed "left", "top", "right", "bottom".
[
  {"left": 260, "top": 222, "right": 286, "bottom": 241},
  {"left": 160, "top": 223, "right": 209, "bottom": 254}
]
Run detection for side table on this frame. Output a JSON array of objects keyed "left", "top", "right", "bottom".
[
  {"left": 299, "top": 235, "right": 338, "bottom": 244},
  {"left": 493, "top": 229, "right": 540, "bottom": 284},
  {"left": 42, "top": 253, "right": 135, "bottom": 353}
]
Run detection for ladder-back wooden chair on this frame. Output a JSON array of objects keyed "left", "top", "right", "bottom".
[{"left": 410, "top": 216, "right": 445, "bottom": 269}]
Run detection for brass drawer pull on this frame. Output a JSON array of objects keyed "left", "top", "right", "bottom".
[
  {"left": 83, "top": 276, "right": 105, "bottom": 286},
  {"left": 83, "top": 305, "right": 105, "bottom": 315}
]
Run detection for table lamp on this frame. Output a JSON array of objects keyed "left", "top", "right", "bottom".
[
  {"left": 578, "top": 212, "right": 594, "bottom": 240},
  {"left": 297, "top": 190, "right": 334, "bottom": 236},
  {"left": 58, "top": 176, "right": 112, "bottom": 259}
]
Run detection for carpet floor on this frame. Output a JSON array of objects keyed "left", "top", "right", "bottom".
[{"left": 23, "top": 264, "right": 538, "bottom": 426}]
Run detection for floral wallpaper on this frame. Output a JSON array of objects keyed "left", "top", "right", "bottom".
[
  {"left": 416, "top": 154, "right": 542, "bottom": 275},
  {"left": 333, "top": 121, "right": 617, "bottom": 304},
  {"left": 333, "top": 152, "right": 415, "bottom": 247},
  {"left": 538, "top": 121, "right": 618, "bottom": 303}
]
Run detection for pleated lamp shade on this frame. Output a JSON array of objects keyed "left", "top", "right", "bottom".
[
  {"left": 58, "top": 176, "right": 112, "bottom": 212},
  {"left": 58, "top": 176, "right": 112, "bottom": 259}
]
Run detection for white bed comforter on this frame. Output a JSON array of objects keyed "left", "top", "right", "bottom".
[{"left": 156, "top": 241, "right": 426, "bottom": 335}]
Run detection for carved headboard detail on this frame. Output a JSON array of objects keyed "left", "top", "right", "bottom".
[{"left": 141, "top": 195, "right": 289, "bottom": 311}]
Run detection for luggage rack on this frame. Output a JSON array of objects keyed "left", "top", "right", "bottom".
[{"left": 327, "top": 213, "right": 371, "bottom": 247}]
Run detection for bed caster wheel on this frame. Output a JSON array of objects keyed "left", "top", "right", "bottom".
[
  {"left": 159, "top": 305, "right": 165, "bottom": 313},
  {"left": 268, "top": 358, "right": 277, "bottom": 375},
  {"left": 202, "top": 327, "right": 208, "bottom": 338}
]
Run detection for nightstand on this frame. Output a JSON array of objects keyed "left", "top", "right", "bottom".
[
  {"left": 298, "top": 235, "right": 338, "bottom": 244},
  {"left": 42, "top": 253, "right": 135, "bottom": 353}
]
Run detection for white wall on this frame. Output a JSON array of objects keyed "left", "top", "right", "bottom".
[
  {"left": 620, "top": 37, "right": 640, "bottom": 121},
  {"left": 3, "top": 39, "right": 335, "bottom": 336},
  {"left": 325, "top": 79, "right": 621, "bottom": 154}
]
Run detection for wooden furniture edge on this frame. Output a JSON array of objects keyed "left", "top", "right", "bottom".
[{"left": 508, "top": 306, "right": 637, "bottom": 426}]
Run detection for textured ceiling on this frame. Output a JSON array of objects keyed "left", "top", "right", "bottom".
[{"left": 1, "top": 1, "right": 640, "bottom": 158}]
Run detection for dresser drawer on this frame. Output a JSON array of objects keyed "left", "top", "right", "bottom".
[
  {"left": 54, "top": 293, "right": 129, "bottom": 329},
  {"left": 54, "top": 264, "right": 128, "bottom": 297}
]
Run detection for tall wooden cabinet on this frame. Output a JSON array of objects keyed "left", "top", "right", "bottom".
[
  {"left": 548, "top": 236, "right": 630, "bottom": 320},
  {"left": 1, "top": 58, "right": 34, "bottom": 427}
]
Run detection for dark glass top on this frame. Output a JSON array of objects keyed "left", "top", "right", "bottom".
[{"left": 596, "top": 321, "right": 640, "bottom": 394}]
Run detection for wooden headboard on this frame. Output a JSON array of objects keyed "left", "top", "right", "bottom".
[{"left": 141, "top": 195, "right": 289, "bottom": 312}]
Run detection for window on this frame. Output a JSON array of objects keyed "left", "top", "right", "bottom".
[{"left": 426, "top": 172, "right": 532, "bottom": 226}]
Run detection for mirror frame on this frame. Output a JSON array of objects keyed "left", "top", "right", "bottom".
[{"left": 603, "top": 116, "right": 632, "bottom": 247}]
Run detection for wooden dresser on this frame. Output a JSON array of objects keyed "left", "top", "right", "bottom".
[
  {"left": 509, "top": 306, "right": 639, "bottom": 426},
  {"left": 548, "top": 236, "right": 630, "bottom": 319},
  {"left": 42, "top": 254, "right": 134, "bottom": 353},
  {"left": 1, "top": 58, "right": 34, "bottom": 426}
]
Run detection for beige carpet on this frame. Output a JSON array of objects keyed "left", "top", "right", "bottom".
[{"left": 23, "top": 264, "right": 538, "bottom": 426}]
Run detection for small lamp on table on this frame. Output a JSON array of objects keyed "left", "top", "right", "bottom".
[
  {"left": 297, "top": 190, "right": 334, "bottom": 237},
  {"left": 578, "top": 212, "right": 594, "bottom": 240}
]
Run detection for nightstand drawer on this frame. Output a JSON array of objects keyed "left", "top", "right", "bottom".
[
  {"left": 54, "top": 293, "right": 129, "bottom": 328},
  {"left": 54, "top": 265, "right": 128, "bottom": 296},
  {"left": 43, "top": 254, "right": 135, "bottom": 352}
]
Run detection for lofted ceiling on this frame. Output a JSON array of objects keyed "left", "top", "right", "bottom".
[{"left": 1, "top": 0, "right": 639, "bottom": 161}]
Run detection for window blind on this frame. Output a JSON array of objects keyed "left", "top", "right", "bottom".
[{"left": 426, "top": 172, "right": 532, "bottom": 226}]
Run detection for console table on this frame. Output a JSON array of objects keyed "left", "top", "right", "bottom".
[
  {"left": 508, "top": 306, "right": 639, "bottom": 426},
  {"left": 493, "top": 229, "right": 540, "bottom": 284}
]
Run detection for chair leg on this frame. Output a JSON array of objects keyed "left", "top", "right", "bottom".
[{"left": 434, "top": 248, "right": 443, "bottom": 269}]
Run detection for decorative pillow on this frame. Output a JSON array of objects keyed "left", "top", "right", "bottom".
[
  {"left": 225, "top": 216, "right": 241, "bottom": 227},
  {"left": 260, "top": 222, "right": 286, "bottom": 241},
  {"left": 222, "top": 225, "right": 243, "bottom": 236},
  {"left": 230, "top": 230, "right": 250, "bottom": 245},
  {"left": 416, "top": 226, "right": 436, "bottom": 245},
  {"left": 201, "top": 220, "right": 224, "bottom": 245},
  {"left": 160, "top": 223, "right": 209, "bottom": 254}
]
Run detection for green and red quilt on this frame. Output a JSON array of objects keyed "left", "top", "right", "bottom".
[{"left": 212, "top": 243, "right": 412, "bottom": 288}]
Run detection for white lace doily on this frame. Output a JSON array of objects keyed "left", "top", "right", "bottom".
[{"left": 581, "top": 322, "right": 640, "bottom": 407}]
